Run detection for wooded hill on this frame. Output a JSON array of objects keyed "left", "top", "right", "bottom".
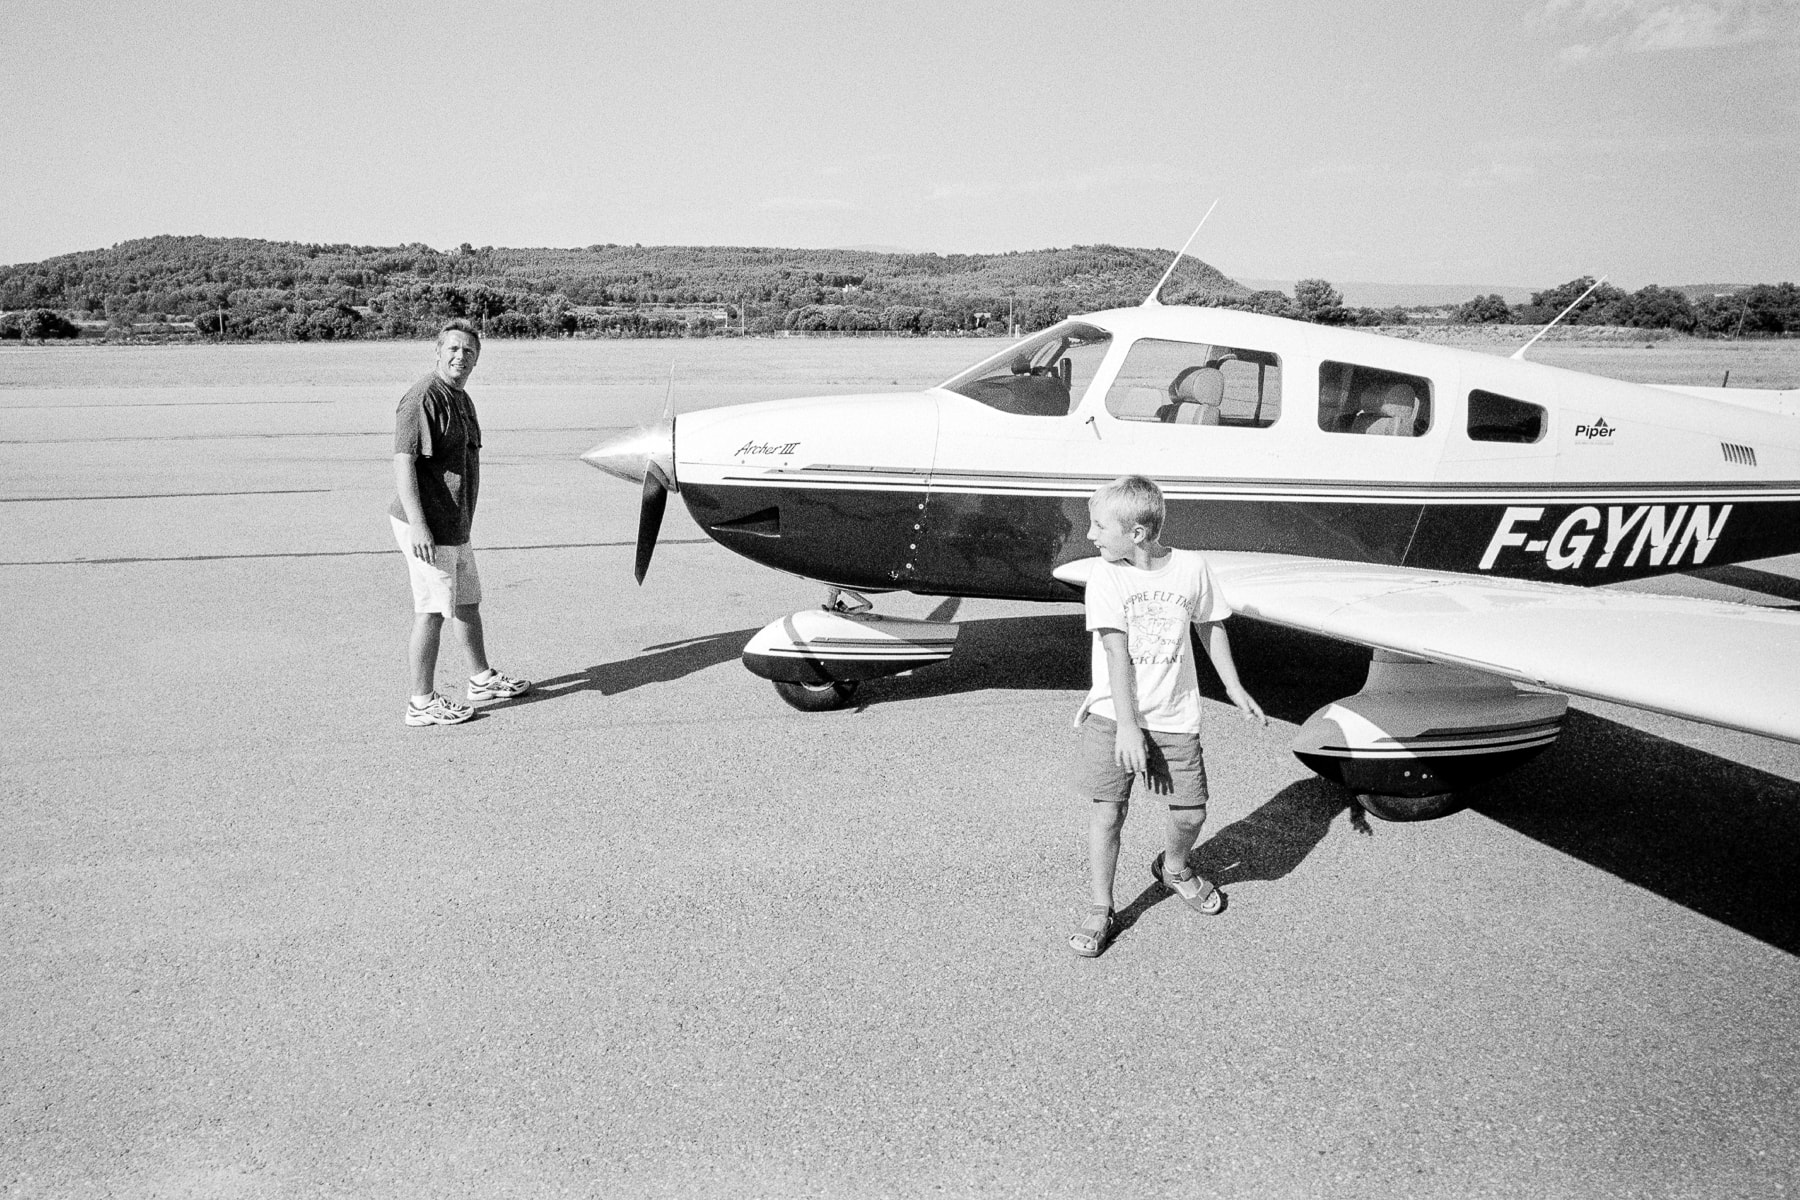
[
  {"left": 5, "top": 236, "right": 1793, "bottom": 341},
  {"left": 0, "top": 235, "right": 1247, "bottom": 340}
]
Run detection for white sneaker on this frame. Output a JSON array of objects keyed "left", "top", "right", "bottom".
[
  {"left": 406, "top": 693, "right": 474, "bottom": 726},
  {"left": 467, "top": 670, "right": 531, "bottom": 701}
]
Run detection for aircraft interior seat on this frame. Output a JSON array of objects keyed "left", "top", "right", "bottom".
[
  {"left": 1113, "top": 386, "right": 1168, "bottom": 421},
  {"left": 1350, "top": 382, "right": 1419, "bottom": 436},
  {"left": 1163, "top": 366, "right": 1224, "bottom": 424}
]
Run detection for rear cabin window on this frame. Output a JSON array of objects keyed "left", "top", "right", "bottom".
[
  {"left": 1104, "top": 339, "right": 1282, "bottom": 428},
  {"left": 940, "top": 321, "right": 1111, "bottom": 417},
  {"left": 1468, "top": 390, "right": 1546, "bottom": 443},
  {"left": 1318, "top": 361, "right": 1433, "bottom": 437}
]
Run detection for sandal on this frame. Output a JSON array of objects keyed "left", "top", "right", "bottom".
[
  {"left": 1151, "top": 851, "right": 1226, "bottom": 915},
  {"left": 1068, "top": 904, "right": 1115, "bottom": 958}
]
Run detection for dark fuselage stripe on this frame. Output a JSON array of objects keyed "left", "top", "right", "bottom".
[{"left": 716, "top": 469, "right": 1800, "bottom": 503}]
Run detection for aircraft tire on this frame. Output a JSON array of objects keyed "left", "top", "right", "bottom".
[
  {"left": 772, "top": 679, "right": 859, "bottom": 712},
  {"left": 1355, "top": 791, "right": 1464, "bottom": 822}
]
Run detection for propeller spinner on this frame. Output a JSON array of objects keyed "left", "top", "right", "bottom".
[{"left": 581, "top": 417, "right": 676, "bottom": 584}]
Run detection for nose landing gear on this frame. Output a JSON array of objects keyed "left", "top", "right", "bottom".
[{"left": 743, "top": 588, "right": 961, "bottom": 713}]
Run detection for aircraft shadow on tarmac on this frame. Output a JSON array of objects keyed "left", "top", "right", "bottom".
[
  {"left": 509, "top": 600, "right": 1799, "bottom": 955},
  {"left": 1466, "top": 715, "right": 1800, "bottom": 956},
  {"left": 1691, "top": 563, "right": 1800, "bottom": 608},
  {"left": 869, "top": 610, "right": 1800, "bottom": 957}
]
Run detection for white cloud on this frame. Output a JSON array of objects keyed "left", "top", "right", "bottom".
[
  {"left": 757, "top": 196, "right": 856, "bottom": 212},
  {"left": 928, "top": 164, "right": 1184, "bottom": 205},
  {"left": 1458, "top": 160, "right": 1539, "bottom": 189},
  {"left": 927, "top": 182, "right": 1003, "bottom": 202},
  {"left": 1531, "top": 0, "right": 1790, "bottom": 64},
  {"left": 820, "top": 155, "right": 897, "bottom": 179}
]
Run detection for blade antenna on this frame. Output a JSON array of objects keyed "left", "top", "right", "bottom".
[
  {"left": 1511, "top": 275, "right": 1607, "bottom": 361},
  {"left": 1143, "top": 199, "right": 1220, "bottom": 307}
]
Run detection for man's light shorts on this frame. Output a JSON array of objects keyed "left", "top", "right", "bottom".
[
  {"left": 1076, "top": 713, "right": 1209, "bottom": 808},
  {"left": 390, "top": 516, "right": 482, "bottom": 614}
]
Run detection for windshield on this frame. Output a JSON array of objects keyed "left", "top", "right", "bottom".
[{"left": 939, "top": 321, "right": 1112, "bottom": 417}]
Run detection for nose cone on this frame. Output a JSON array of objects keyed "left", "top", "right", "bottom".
[{"left": 581, "top": 421, "right": 675, "bottom": 488}]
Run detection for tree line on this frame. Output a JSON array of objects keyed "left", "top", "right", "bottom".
[
  {"left": 0, "top": 235, "right": 1243, "bottom": 341},
  {"left": 1, "top": 236, "right": 1794, "bottom": 340},
  {"left": 1448, "top": 276, "right": 1800, "bottom": 336}
]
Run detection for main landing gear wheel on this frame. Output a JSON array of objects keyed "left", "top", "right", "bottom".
[
  {"left": 772, "top": 679, "right": 859, "bottom": 712},
  {"left": 1355, "top": 792, "right": 1464, "bottom": 822}
]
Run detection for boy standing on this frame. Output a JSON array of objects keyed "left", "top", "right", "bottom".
[{"left": 1069, "top": 475, "right": 1265, "bottom": 958}]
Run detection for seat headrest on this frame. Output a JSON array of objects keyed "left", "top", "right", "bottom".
[
  {"left": 1173, "top": 366, "right": 1225, "bottom": 407},
  {"left": 1362, "top": 382, "right": 1416, "bottom": 413}
]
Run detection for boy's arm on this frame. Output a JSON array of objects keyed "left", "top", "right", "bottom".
[
  {"left": 1099, "top": 629, "right": 1150, "bottom": 775},
  {"left": 1197, "top": 620, "right": 1267, "bottom": 725}
]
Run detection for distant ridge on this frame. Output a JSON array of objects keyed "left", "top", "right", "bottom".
[
  {"left": 0, "top": 234, "right": 1249, "bottom": 339},
  {"left": 7, "top": 237, "right": 1783, "bottom": 341}
]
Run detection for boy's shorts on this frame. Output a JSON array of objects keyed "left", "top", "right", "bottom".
[
  {"left": 1076, "top": 713, "right": 1209, "bottom": 808},
  {"left": 390, "top": 516, "right": 482, "bottom": 614}
]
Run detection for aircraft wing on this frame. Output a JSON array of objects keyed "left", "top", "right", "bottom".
[{"left": 1198, "top": 552, "right": 1800, "bottom": 745}]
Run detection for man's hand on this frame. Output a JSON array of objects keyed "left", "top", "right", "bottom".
[
  {"left": 409, "top": 520, "right": 437, "bottom": 564},
  {"left": 1114, "top": 721, "right": 1149, "bottom": 778}
]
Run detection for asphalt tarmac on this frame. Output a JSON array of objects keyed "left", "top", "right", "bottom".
[{"left": 4, "top": 343, "right": 1798, "bottom": 1198}]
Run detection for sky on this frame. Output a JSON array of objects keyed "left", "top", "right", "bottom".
[{"left": 2, "top": 0, "right": 1795, "bottom": 288}]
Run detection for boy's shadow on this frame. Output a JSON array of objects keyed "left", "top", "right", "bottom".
[
  {"left": 496, "top": 628, "right": 757, "bottom": 709},
  {"left": 1109, "top": 777, "right": 1364, "bottom": 941}
]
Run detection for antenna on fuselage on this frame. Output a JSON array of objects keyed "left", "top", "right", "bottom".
[
  {"left": 1143, "top": 199, "right": 1220, "bottom": 307},
  {"left": 1511, "top": 275, "right": 1607, "bottom": 361}
]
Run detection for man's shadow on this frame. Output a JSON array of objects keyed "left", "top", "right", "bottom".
[{"left": 495, "top": 628, "right": 757, "bottom": 709}]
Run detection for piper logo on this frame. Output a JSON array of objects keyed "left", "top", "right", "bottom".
[
  {"left": 1478, "top": 503, "right": 1733, "bottom": 572},
  {"left": 1573, "top": 417, "right": 1616, "bottom": 440}
]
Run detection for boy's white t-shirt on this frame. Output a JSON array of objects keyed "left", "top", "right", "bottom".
[{"left": 1077, "top": 548, "right": 1232, "bottom": 733}]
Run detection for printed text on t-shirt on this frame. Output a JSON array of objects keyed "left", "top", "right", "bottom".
[{"left": 1123, "top": 590, "right": 1193, "bottom": 665}]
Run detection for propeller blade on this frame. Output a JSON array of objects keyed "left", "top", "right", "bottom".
[{"left": 634, "top": 463, "right": 670, "bottom": 584}]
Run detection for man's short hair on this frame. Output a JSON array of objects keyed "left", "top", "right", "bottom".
[
  {"left": 436, "top": 318, "right": 481, "bottom": 348},
  {"left": 1092, "top": 474, "right": 1165, "bottom": 539}
]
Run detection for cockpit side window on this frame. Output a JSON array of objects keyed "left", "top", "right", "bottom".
[
  {"left": 1467, "top": 390, "right": 1546, "bottom": 443},
  {"left": 1318, "top": 361, "right": 1433, "bottom": 437},
  {"left": 1104, "top": 338, "right": 1282, "bottom": 428},
  {"left": 939, "top": 322, "right": 1111, "bottom": 417}
]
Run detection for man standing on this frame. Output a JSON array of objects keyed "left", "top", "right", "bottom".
[{"left": 390, "top": 318, "right": 530, "bottom": 725}]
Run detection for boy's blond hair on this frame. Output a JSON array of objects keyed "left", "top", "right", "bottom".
[{"left": 1091, "top": 474, "right": 1165, "bottom": 539}]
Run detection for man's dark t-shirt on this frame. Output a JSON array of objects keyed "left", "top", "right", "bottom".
[{"left": 389, "top": 374, "right": 482, "bottom": 545}]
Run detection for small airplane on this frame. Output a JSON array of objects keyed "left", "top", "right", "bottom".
[{"left": 583, "top": 279, "right": 1800, "bottom": 819}]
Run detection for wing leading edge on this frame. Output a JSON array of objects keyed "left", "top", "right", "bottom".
[{"left": 1198, "top": 552, "right": 1800, "bottom": 745}]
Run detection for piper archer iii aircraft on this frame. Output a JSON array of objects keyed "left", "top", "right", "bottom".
[{"left": 583, "top": 294, "right": 1800, "bottom": 819}]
